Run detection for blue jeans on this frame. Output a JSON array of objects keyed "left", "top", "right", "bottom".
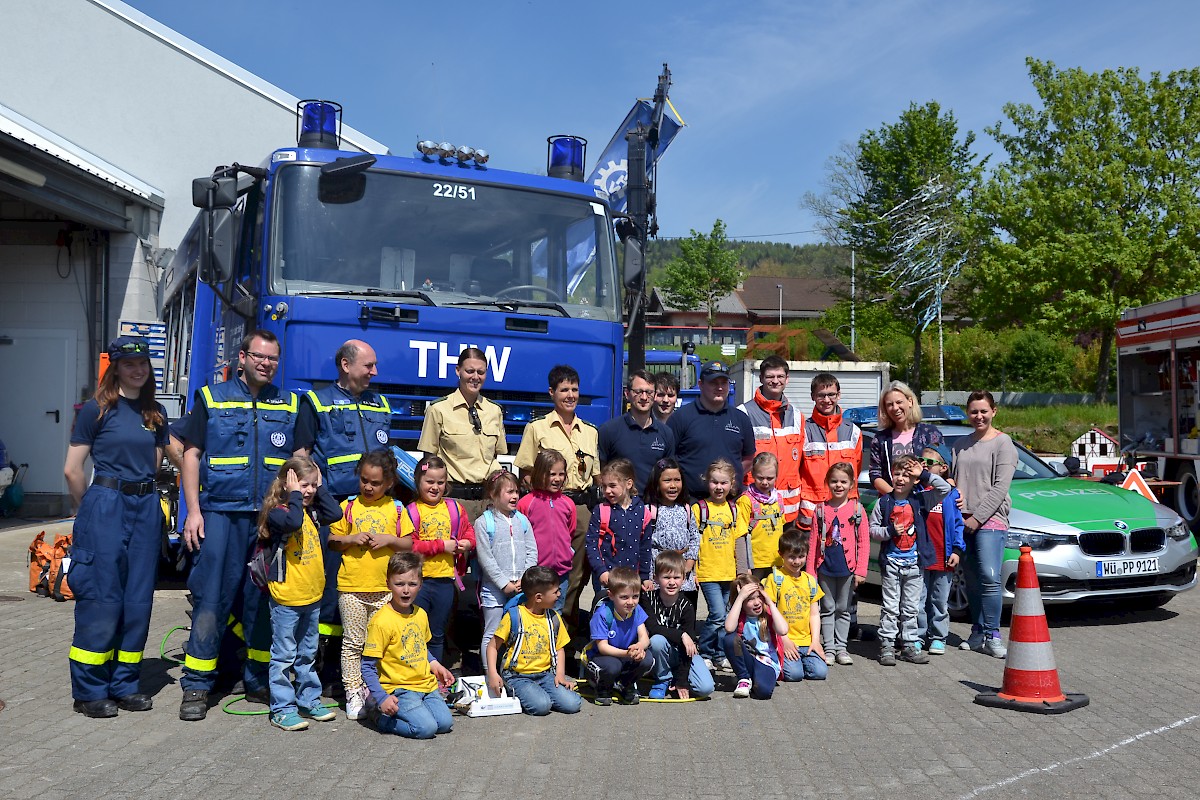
[
  {"left": 780, "top": 646, "right": 828, "bottom": 682},
  {"left": 963, "top": 529, "right": 1005, "bottom": 638},
  {"left": 268, "top": 600, "right": 321, "bottom": 715},
  {"left": 376, "top": 688, "right": 454, "bottom": 739},
  {"left": 553, "top": 573, "right": 570, "bottom": 613},
  {"left": 414, "top": 577, "right": 455, "bottom": 661},
  {"left": 917, "top": 569, "right": 952, "bottom": 643},
  {"left": 505, "top": 670, "right": 582, "bottom": 715},
  {"left": 698, "top": 581, "right": 730, "bottom": 660},
  {"left": 647, "top": 634, "right": 715, "bottom": 697},
  {"left": 720, "top": 631, "right": 778, "bottom": 699}
]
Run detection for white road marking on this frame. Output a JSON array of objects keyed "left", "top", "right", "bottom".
[{"left": 957, "top": 713, "right": 1200, "bottom": 799}]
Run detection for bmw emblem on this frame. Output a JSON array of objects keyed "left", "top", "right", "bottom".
[{"left": 1113, "top": 520, "right": 1128, "bottom": 530}]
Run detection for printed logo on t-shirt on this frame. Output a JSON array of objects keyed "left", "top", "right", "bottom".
[
  {"left": 651, "top": 436, "right": 665, "bottom": 452},
  {"left": 398, "top": 624, "right": 424, "bottom": 664},
  {"left": 890, "top": 503, "right": 916, "bottom": 551},
  {"left": 725, "top": 421, "right": 742, "bottom": 434},
  {"left": 270, "top": 431, "right": 286, "bottom": 448}
]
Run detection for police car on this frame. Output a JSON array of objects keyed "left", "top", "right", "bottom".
[{"left": 851, "top": 411, "right": 1198, "bottom": 615}]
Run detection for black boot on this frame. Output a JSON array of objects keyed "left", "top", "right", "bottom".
[
  {"left": 74, "top": 698, "right": 118, "bottom": 718},
  {"left": 113, "top": 693, "right": 153, "bottom": 712},
  {"left": 179, "top": 689, "right": 209, "bottom": 721}
]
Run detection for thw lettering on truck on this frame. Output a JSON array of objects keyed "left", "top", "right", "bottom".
[{"left": 409, "top": 341, "right": 512, "bottom": 382}]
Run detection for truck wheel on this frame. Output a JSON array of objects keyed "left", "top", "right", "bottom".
[
  {"left": 1174, "top": 464, "right": 1200, "bottom": 531},
  {"left": 948, "top": 564, "right": 970, "bottom": 621}
]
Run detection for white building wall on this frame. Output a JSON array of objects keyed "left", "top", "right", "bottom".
[{"left": 0, "top": 0, "right": 387, "bottom": 250}]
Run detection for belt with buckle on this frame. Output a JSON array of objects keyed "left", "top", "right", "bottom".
[
  {"left": 447, "top": 484, "right": 484, "bottom": 501},
  {"left": 93, "top": 476, "right": 156, "bottom": 496}
]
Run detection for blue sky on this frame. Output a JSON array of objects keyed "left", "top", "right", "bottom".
[{"left": 124, "top": 0, "right": 1200, "bottom": 244}]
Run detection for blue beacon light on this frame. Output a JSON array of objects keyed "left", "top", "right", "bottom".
[
  {"left": 547, "top": 135, "right": 586, "bottom": 181},
  {"left": 296, "top": 100, "right": 342, "bottom": 149}
]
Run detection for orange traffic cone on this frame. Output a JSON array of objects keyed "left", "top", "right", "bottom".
[{"left": 974, "top": 545, "right": 1089, "bottom": 714}]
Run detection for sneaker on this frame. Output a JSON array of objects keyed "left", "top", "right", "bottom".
[
  {"left": 616, "top": 682, "right": 640, "bottom": 705},
  {"left": 878, "top": 647, "right": 897, "bottom": 667},
  {"left": 960, "top": 630, "right": 984, "bottom": 651},
  {"left": 824, "top": 652, "right": 835, "bottom": 666},
  {"left": 732, "top": 679, "right": 752, "bottom": 698},
  {"left": 648, "top": 682, "right": 669, "bottom": 700},
  {"left": 345, "top": 692, "right": 366, "bottom": 721},
  {"left": 928, "top": 640, "right": 946, "bottom": 655},
  {"left": 701, "top": 656, "right": 715, "bottom": 670},
  {"left": 835, "top": 651, "right": 854, "bottom": 666},
  {"left": 593, "top": 694, "right": 612, "bottom": 707},
  {"left": 270, "top": 710, "right": 310, "bottom": 731},
  {"left": 900, "top": 644, "right": 929, "bottom": 664},
  {"left": 981, "top": 637, "right": 1008, "bottom": 659},
  {"left": 179, "top": 689, "right": 209, "bottom": 721},
  {"left": 712, "top": 656, "right": 730, "bottom": 672},
  {"left": 301, "top": 702, "right": 337, "bottom": 721}
]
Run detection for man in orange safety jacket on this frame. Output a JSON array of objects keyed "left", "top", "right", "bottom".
[{"left": 736, "top": 355, "right": 803, "bottom": 522}]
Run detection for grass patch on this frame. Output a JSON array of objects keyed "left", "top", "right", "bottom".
[{"left": 997, "top": 404, "right": 1117, "bottom": 455}]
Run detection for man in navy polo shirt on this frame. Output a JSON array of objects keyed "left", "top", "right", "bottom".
[
  {"left": 667, "top": 361, "right": 755, "bottom": 499},
  {"left": 598, "top": 370, "right": 675, "bottom": 492}
]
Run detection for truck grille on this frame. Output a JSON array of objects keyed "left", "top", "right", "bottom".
[
  {"left": 1130, "top": 528, "right": 1165, "bottom": 553},
  {"left": 1078, "top": 530, "right": 1125, "bottom": 557}
]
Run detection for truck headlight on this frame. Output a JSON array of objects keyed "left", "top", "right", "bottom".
[{"left": 1167, "top": 520, "right": 1192, "bottom": 541}]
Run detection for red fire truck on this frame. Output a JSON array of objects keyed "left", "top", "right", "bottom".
[{"left": 1117, "top": 292, "right": 1200, "bottom": 528}]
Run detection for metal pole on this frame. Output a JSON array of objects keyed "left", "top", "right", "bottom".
[
  {"left": 850, "top": 250, "right": 856, "bottom": 352},
  {"left": 776, "top": 284, "right": 782, "bottom": 328}
]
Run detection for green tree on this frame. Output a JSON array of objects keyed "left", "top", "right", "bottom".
[
  {"left": 973, "top": 58, "right": 1200, "bottom": 400},
  {"left": 845, "top": 102, "right": 984, "bottom": 395},
  {"left": 659, "top": 219, "right": 745, "bottom": 344}
]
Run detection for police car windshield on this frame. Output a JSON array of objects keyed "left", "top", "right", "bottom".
[{"left": 269, "top": 164, "right": 619, "bottom": 319}]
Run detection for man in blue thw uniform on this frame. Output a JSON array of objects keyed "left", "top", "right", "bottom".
[
  {"left": 293, "top": 339, "right": 391, "bottom": 694},
  {"left": 179, "top": 330, "right": 298, "bottom": 721}
]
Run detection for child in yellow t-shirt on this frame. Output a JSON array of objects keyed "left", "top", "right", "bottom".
[
  {"left": 485, "top": 565, "right": 581, "bottom": 715},
  {"left": 692, "top": 458, "right": 746, "bottom": 671},
  {"left": 328, "top": 451, "right": 405, "bottom": 720},
  {"left": 258, "top": 456, "right": 344, "bottom": 731},
  {"left": 361, "top": 552, "right": 456, "bottom": 739},
  {"left": 738, "top": 453, "right": 785, "bottom": 580},
  {"left": 760, "top": 528, "right": 828, "bottom": 683},
  {"left": 399, "top": 455, "right": 476, "bottom": 661}
]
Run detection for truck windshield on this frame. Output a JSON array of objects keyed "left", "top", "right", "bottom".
[{"left": 269, "top": 164, "right": 619, "bottom": 319}]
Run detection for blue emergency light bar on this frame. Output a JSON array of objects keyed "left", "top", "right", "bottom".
[
  {"left": 547, "top": 135, "right": 586, "bottom": 181},
  {"left": 297, "top": 100, "right": 342, "bottom": 149}
]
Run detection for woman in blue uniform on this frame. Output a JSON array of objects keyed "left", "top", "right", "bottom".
[{"left": 63, "top": 336, "right": 167, "bottom": 717}]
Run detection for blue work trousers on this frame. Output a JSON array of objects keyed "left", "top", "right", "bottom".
[
  {"left": 181, "top": 511, "right": 270, "bottom": 693},
  {"left": 68, "top": 485, "right": 162, "bottom": 701}
]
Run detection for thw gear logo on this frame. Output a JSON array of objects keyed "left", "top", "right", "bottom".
[{"left": 593, "top": 159, "right": 628, "bottom": 201}]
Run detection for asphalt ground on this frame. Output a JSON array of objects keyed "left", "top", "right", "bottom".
[{"left": 2, "top": 517, "right": 1198, "bottom": 800}]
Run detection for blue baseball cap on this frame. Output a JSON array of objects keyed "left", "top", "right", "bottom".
[
  {"left": 699, "top": 361, "right": 729, "bottom": 381},
  {"left": 108, "top": 335, "right": 151, "bottom": 361}
]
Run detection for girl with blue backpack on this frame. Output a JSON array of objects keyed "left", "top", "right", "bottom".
[{"left": 475, "top": 470, "right": 539, "bottom": 657}]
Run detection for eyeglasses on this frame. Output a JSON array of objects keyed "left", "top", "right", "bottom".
[
  {"left": 628, "top": 388, "right": 654, "bottom": 397},
  {"left": 814, "top": 391, "right": 839, "bottom": 399},
  {"left": 244, "top": 351, "right": 280, "bottom": 363},
  {"left": 919, "top": 457, "right": 944, "bottom": 467},
  {"left": 113, "top": 341, "right": 149, "bottom": 354},
  {"left": 467, "top": 405, "right": 482, "bottom": 434}
]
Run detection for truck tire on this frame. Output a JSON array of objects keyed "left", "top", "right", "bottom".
[{"left": 1173, "top": 464, "right": 1200, "bottom": 531}]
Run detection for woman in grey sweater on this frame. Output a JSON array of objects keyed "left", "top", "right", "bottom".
[{"left": 950, "top": 390, "right": 1017, "bottom": 659}]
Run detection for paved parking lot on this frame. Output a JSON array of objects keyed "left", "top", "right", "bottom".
[{"left": 2, "top": 517, "right": 1198, "bottom": 800}]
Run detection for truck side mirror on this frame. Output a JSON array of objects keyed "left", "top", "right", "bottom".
[
  {"left": 191, "top": 176, "right": 238, "bottom": 209},
  {"left": 199, "top": 208, "right": 235, "bottom": 285},
  {"left": 623, "top": 237, "right": 644, "bottom": 290}
]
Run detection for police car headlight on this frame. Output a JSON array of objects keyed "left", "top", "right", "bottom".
[
  {"left": 1008, "top": 531, "right": 1075, "bottom": 550},
  {"left": 1167, "top": 520, "right": 1192, "bottom": 541}
]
